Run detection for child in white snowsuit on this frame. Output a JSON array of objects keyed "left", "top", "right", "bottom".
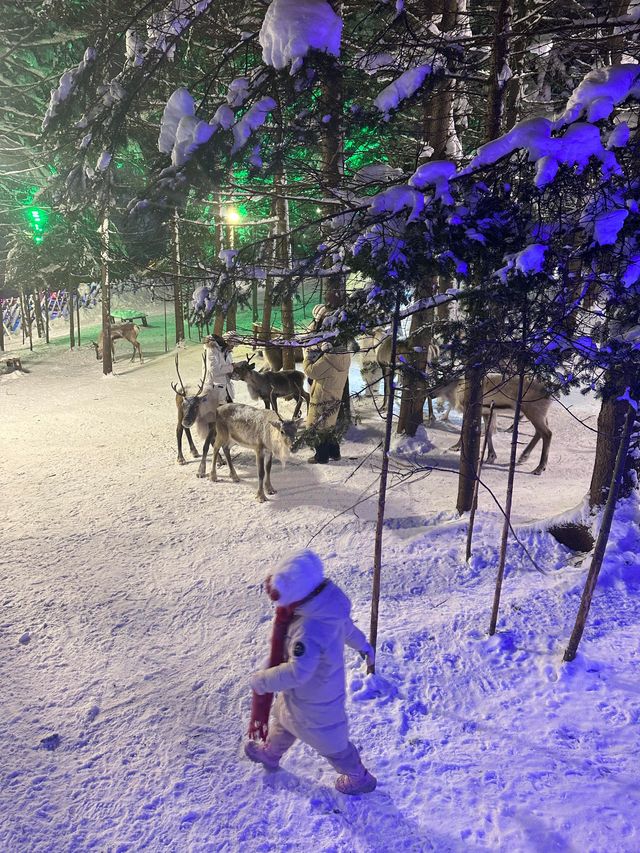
[{"left": 245, "top": 550, "right": 377, "bottom": 795}]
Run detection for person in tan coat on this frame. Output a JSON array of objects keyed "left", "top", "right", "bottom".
[{"left": 303, "top": 341, "right": 351, "bottom": 464}]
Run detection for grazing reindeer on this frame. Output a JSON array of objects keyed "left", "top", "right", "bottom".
[
  {"left": 172, "top": 354, "right": 218, "bottom": 466},
  {"left": 92, "top": 323, "right": 143, "bottom": 363},
  {"left": 207, "top": 403, "right": 301, "bottom": 502},
  {"left": 233, "top": 358, "right": 310, "bottom": 418},
  {"left": 446, "top": 373, "right": 553, "bottom": 475},
  {"left": 375, "top": 332, "right": 440, "bottom": 411}
]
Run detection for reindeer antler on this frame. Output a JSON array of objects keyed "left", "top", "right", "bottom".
[
  {"left": 174, "top": 354, "right": 187, "bottom": 397},
  {"left": 195, "top": 352, "right": 207, "bottom": 397}
]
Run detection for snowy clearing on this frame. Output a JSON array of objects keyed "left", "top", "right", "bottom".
[{"left": 1, "top": 322, "right": 639, "bottom": 852}]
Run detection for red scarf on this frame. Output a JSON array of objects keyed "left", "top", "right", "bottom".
[
  {"left": 248, "top": 605, "right": 294, "bottom": 741},
  {"left": 248, "top": 580, "right": 329, "bottom": 741}
]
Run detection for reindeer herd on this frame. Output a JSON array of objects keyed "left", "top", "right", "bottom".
[
  {"left": 171, "top": 326, "right": 554, "bottom": 502},
  {"left": 173, "top": 350, "right": 306, "bottom": 502}
]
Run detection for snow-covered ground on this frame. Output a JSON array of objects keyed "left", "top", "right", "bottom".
[{"left": 1, "top": 318, "right": 639, "bottom": 852}]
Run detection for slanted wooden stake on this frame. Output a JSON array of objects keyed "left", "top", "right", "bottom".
[
  {"left": 466, "top": 400, "right": 494, "bottom": 562},
  {"left": 489, "top": 366, "right": 525, "bottom": 635},
  {"left": 564, "top": 405, "right": 636, "bottom": 662},
  {"left": 368, "top": 294, "right": 401, "bottom": 674}
]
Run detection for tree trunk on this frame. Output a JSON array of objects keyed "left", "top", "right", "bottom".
[
  {"left": 44, "top": 289, "right": 49, "bottom": 344},
  {"left": 484, "top": 0, "right": 513, "bottom": 141},
  {"left": 69, "top": 288, "right": 76, "bottom": 349},
  {"left": 0, "top": 298, "right": 4, "bottom": 352},
  {"left": 100, "top": 205, "right": 113, "bottom": 375},
  {"left": 33, "top": 290, "right": 44, "bottom": 338},
  {"left": 564, "top": 405, "right": 636, "bottom": 662},
  {"left": 589, "top": 389, "right": 640, "bottom": 508},
  {"left": 456, "top": 365, "right": 484, "bottom": 513},
  {"left": 173, "top": 210, "right": 184, "bottom": 345},
  {"left": 456, "top": 0, "right": 512, "bottom": 511}
]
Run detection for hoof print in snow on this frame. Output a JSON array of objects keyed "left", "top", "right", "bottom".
[
  {"left": 87, "top": 705, "right": 100, "bottom": 722},
  {"left": 40, "top": 733, "right": 61, "bottom": 751},
  {"left": 19, "top": 631, "right": 31, "bottom": 645}
]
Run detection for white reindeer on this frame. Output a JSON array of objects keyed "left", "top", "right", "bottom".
[
  {"left": 442, "top": 373, "right": 553, "bottom": 475},
  {"left": 205, "top": 403, "right": 301, "bottom": 502},
  {"left": 92, "top": 323, "right": 143, "bottom": 363}
]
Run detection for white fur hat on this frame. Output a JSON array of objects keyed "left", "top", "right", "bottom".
[{"left": 269, "top": 550, "right": 324, "bottom": 606}]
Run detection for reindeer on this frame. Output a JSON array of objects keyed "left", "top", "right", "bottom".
[
  {"left": 445, "top": 373, "right": 553, "bottom": 475},
  {"left": 172, "top": 354, "right": 218, "bottom": 466},
  {"left": 207, "top": 403, "right": 301, "bottom": 501},
  {"left": 251, "top": 323, "right": 304, "bottom": 371},
  {"left": 375, "top": 332, "right": 440, "bottom": 411},
  {"left": 92, "top": 323, "right": 143, "bottom": 363},
  {"left": 233, "top": 358, "right": 310, "bottom": 418}
]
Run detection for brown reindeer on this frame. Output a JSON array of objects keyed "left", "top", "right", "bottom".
[
  {"left": 92, "top": 323, "right": 143, "bottom": 363},
  {"left": 233, "top": 358, "right": 310, "bottom": 418}
]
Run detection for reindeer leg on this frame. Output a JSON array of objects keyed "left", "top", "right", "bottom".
[
  {"left": 265, "top": 452, "right": 276, "bottom": 495},
  {"left": 427, "top": 396, "right": 435, "bottom": 424},
  {"left": 292, "top": 393, "right": 302, "bottom": 420},
  {"left": 531, "top": 421, "right": 552, "bottom": 475},
  {"left": 520, "top": 415, "right": 551, "bottom": 475},
  {"left": 186, "top": 428, "right": 200, "bottom": 458},
  {"left": 208, "top": 438, "right": 223, "bottom": 481},
  {"left": 271, "top": 392, "right": 279, "bottom": 416},
  {"left": 485, "top": 411, "right": 497, "bottom": 464},
  {"left": 224, "top": 446, "right": 240, "bottom": 482},
  {"left": 198, "top": 426, "right": 215, "bottom": 478},
  {"left": 177, "top": 425, "right": 187, "bottom": 464},
  {"left": 256, "top": 450, "right": 267, "bottom": 502}
]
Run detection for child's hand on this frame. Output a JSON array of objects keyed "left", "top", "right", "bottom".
[
  {"left": 359, "top": 643, "right": 375, "bottom": 668},
  {"left": 250, "top": 672, "right": 267, "bottom": 695}
]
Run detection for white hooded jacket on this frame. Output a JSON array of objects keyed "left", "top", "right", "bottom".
[{"left": 251, "top": 581, "right": 367, "bottom": 755}]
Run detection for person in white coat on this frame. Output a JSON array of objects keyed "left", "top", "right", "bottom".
[
  {"left": 202, "top": 332, "right": 236, "bottom": 404},
  {"left": 245, "top": 550, "right": 377, "bottom": 795}
]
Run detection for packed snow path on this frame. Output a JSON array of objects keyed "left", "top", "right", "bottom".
[{"left": 1, "top": 339, "right": 639, "bottom": 852}]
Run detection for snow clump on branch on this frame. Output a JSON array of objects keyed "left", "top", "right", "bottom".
[
  {"left": 259, "top": 0, "right": 342, "bottom": 74},
  {"left": 374, "top": 65, "right": 434, "bottom": 119},
  {"left": 158, "top": 88, "right": 218, "bottom": 167},
  {"left": 42, "top": 48, "right": 96, "bottom": 131}
]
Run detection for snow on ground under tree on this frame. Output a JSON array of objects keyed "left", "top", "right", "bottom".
[{"left": 1, "top": 320, "right": 639, "bottom": 852}]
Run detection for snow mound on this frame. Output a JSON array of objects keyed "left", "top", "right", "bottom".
[
  {"left": 259, "top": 0, "right": 342, "bottom": 74},
  {"left": 391, "top": 425, "right": 435, "bottom": 460}
]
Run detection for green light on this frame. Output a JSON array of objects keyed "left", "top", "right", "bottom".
[{"left": 25, "top": 205, "right": 49, "bottom": 243}]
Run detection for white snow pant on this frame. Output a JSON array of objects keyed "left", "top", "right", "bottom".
[{"left": 265, "top": 715, "right": 367, "bottom": 778}]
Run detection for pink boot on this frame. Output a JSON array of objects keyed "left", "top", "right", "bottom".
[
  {"left": 244, "top": 740, "right": 281, "bottom": 770},
  {"left": 335, "top": 770, "right": 377, "bottom": 795}
]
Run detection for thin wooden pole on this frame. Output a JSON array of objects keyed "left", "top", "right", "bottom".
[
  {"left": 368, "top": 292, "right": 402, "bottom": 674},
  {"left": 76, "top": 292, "right": 81, "bottom": 346},
  {"left": 489, "top": 366, "right": 525, "bottom": 635},
  {"left": 466, "top": 400, "right": 495, "bottom": 561}
]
